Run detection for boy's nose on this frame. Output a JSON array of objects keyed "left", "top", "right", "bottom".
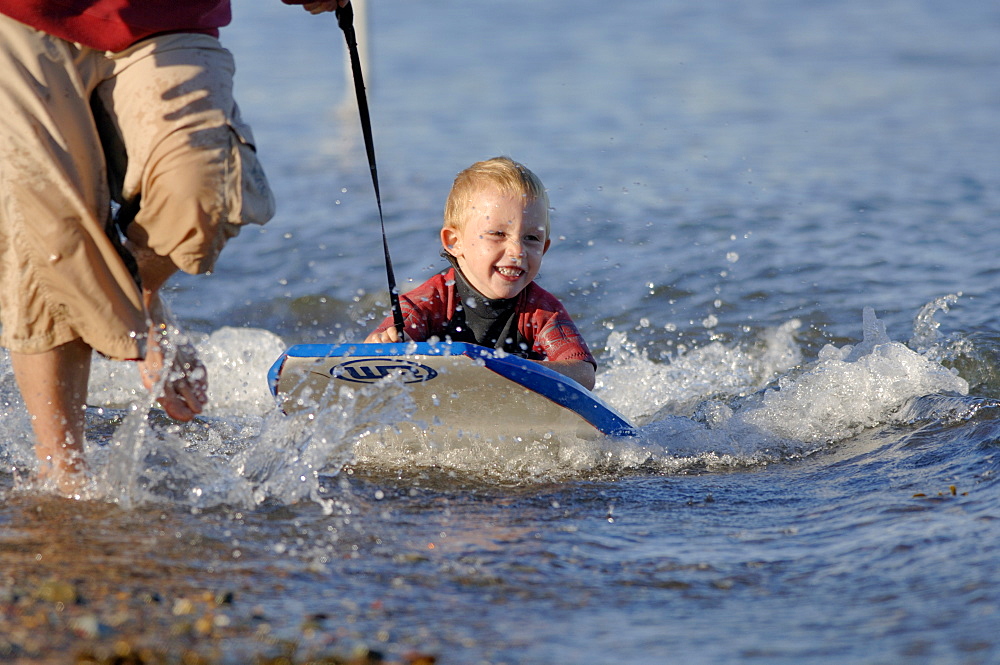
[{"left": 506, "top": 240, "right": 525, "bottom": 257}]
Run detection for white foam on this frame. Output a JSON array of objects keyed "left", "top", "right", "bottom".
[
  {"left": 277, "top": 306, "right": 972, "bottom": 480},
  {"left": 0, "top": 302, "right": 978, "bottom": 502},
  {"left": 729, "top": 310, "right": 967, "bottom": 445},
  {"left": 88, "top": 326, "right": 286, "bottom": 417},
  {"left": 596, "top": 318, "right": 803, "bottom": 423},
  {"left": 614, "top": 306, "right": 970, "bottom": 471},
  {"left": 198, "top": 327, "right": 287, "bottom": 416},
  {"left": 80, "top": 339, "right": 414, "bottom": 512},
  {"left": 241, "top": 379, "right": 415, "bottom": 505}
]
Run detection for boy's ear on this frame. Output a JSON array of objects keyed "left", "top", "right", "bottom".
[
  {"left": 441, "top": 227, "right": 460, "bottom": 255},
  {"left": 543, "top": 237, "right": 551, "bottom": 254}
]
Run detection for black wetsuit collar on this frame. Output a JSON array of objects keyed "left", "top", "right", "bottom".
[{"left": 441, "top": 253, "right": 532, "bottom": 356}]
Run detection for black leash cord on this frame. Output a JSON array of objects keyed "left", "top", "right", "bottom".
[{"left": 336, "top": 2, "right": 406, "bottom": 338}]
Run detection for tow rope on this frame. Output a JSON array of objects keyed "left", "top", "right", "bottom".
[{"left": 336, "top": 2, "right": 405, "bottom": 338}]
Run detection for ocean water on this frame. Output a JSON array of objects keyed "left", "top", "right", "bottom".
[{"left": 2, "top": 0, "right": 1000, "bottom": 662}]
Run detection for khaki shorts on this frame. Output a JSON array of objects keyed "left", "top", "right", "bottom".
[{"left": 0, "top": 14, "right": 275, "bottom": 360}]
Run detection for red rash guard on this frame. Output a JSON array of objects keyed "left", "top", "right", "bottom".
[{"left": 372, "top": 268, "right": 597, "bottom": 368}]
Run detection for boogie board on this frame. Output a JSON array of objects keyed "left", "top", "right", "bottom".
[{"left": 268, "top": 342, "right": 635, "bottom": 439}]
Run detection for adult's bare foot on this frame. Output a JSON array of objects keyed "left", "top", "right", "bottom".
[
  {"left": 36, "top": 456, "right": 88, "bottom": 498},
  {"left": 139, "top": 322, "right": 208, "bottom": 421},
  {"left": 10, "top": 339, "right": 91, "bottom": 497}
]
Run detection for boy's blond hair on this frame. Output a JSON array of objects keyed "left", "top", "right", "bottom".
[{"left": 443, "top": 157, "right": 550, "bottom": 236}]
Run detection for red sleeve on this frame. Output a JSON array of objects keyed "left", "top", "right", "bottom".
[
  {"left": 517, "top": 284, "right": 597, "bottom": 368},
  {"left": 370, "top": 270, "right": 456, "bottom": 341}
]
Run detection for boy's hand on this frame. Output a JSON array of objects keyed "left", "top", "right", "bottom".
[
  {"left": 365, "top": 326, "right": 404, "bottom": 344},
  {"left": 282, "top": 0, "right": 348, "bottom": 14}
]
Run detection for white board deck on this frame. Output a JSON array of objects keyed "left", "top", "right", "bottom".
[{"left": 268, "top": 342, "right": 635, "bottom": 439}]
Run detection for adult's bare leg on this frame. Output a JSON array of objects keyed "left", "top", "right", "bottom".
[{"left": 10, "top": 338, "right": 91, "bottom": 492}]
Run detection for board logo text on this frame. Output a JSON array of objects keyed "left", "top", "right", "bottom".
[{"left": 331, "top": 358, "right": 439, "bottom": 384}]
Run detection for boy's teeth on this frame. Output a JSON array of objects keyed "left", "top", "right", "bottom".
[{"left": 498, "top": 267, "right": 522, "bottom": 276}]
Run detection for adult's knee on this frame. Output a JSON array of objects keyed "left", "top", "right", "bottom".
[{"left": 128, "top": 125, "right": 274, "bottom": 274}]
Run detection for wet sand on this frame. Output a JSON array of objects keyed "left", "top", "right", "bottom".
[{"left": 0, "top": 495, "right": 435, "bottom": 665}]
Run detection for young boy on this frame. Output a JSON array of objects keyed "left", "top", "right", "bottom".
[{"left": 366, "top": 157, "right": 597, "bottom": 390}]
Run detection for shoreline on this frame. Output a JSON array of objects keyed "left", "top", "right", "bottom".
[{"left": 0, "top": 494, "right": 436, "bottom": 665}]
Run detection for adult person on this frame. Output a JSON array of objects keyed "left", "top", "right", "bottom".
[{"left": 0, "top": 0, "right": 347, "bottom": 494}]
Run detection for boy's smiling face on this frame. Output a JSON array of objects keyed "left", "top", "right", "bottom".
[{"left": 442, "top": 187, "right": 550, "bottom": 300}]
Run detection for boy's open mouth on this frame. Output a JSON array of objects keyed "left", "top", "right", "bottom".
[{"left": 496, "top": 266, "right": 524, "bottom": 279}]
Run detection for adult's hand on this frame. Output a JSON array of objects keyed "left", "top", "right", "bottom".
[{"left": 282, "top": 0, "right": 349, "bottom": 14}]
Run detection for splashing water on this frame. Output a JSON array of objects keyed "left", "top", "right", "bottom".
[
  {"left": 909, "top": 293, "right": 962, "bottom": 357},
  {"left": 309, "top": 303, "right": 971, "bottom": 483},
  {"left": 725, "top": 307, "right": 967, "bottom": 444},
  {"left": 1, "top": 301, "right": 972, "bottom": 509},
  {"left": 597, "top": 318, "right": 804, "bottom": 423},
  {"left": 5, "top": 327, "right": 418, "bottom": 513},
  {"left": 595, "top": 305, "right": 969, "bottom": 474}
]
